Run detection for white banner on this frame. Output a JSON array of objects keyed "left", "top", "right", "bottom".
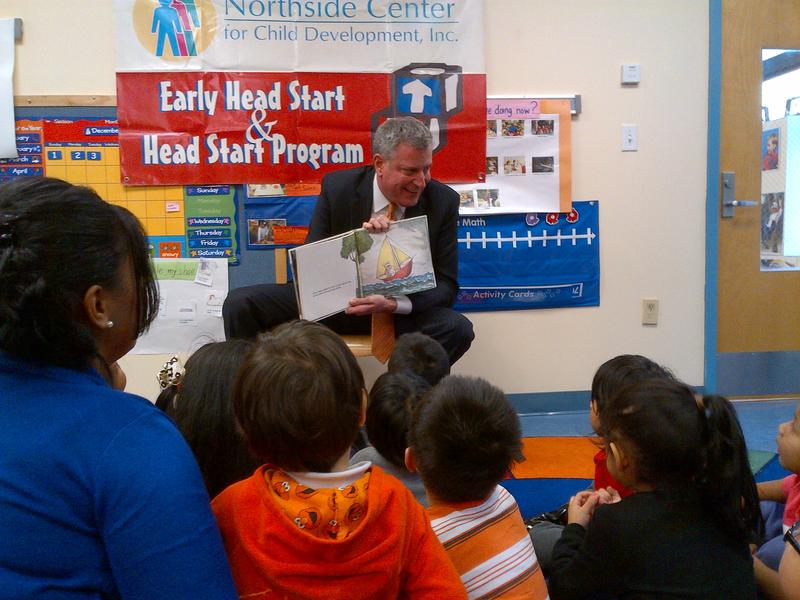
[{"left": 114, "top": 0, "right": 485, "bottom": 73}]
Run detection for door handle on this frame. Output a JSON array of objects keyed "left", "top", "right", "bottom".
[{"left": 721, "top": 172, "right": 758, "bottom": 218}]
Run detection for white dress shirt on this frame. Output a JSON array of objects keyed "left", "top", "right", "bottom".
[{"left": 371, "top": 175, "right": 412, "bottom": 314}]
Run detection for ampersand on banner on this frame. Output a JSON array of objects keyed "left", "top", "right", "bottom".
[{"left": 246, "top": 109, "right": 277, "bottom": 144}]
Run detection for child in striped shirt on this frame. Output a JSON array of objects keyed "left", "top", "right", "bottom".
[{"left": 407, "top": 375, "right": 550, "bottom": 600}]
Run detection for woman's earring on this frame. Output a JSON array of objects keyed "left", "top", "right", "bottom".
[{"left": 105, "top": 321, "right": 114, "bottom": 329}]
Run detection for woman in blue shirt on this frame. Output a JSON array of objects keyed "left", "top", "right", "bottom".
[{"left": 0, "top": 177, "right": 238, "bottom": 600}]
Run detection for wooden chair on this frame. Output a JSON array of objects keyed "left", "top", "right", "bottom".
[{"left": 274, "top": 249, "right": 395, "bottom": 363}]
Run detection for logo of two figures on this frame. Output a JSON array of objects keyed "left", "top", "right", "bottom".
[{"left": 152, "top": 0, "right": 200, "bottom": 57}]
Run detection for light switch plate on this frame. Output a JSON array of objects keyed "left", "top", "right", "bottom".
[{"left": 622, "top": 124, "right": 638, "bottom": 151}]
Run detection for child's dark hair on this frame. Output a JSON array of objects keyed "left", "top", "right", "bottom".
[
  {"left": 388, "top": 332, "right": 450, "bottom": 386},
  {"left": 172, "top": 340, "right": 260, "bottom": 498},
  {"left": 601, "top": 378, "right": 762, "bottom": 544},
  {"left": 591, "top": 354, "right": 673, "bottom": 414},
  {"left": 0, "top": 177, "right": 158, "bottom": 370},
  {"left": 409, "top": 375, "right": 523, "bottom": 503},
  {"left": 233, "top": 320, "right": 365, "bottom": 472},
  {"left": 366, "top": 372, "right": 430, "bottom": 469},
  {"left": 155, "top": 385, "right": 179, "bottom": 413}
]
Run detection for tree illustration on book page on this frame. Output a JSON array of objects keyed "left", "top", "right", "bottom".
[{"left": 340, "top": 229, "right": 374, "bottom": 264}]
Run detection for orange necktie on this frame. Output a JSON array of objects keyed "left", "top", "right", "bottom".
[{"left": 372, "top": 202, "right": 396, "bottom": 363}]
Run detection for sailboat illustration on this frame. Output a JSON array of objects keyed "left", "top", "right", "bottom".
[{"left": 377, "top": 237, "right": 413, "bottom": 282}]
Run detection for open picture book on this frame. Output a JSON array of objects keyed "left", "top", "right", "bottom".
[{"left": 289, "top": 215, "right": 436, "bottom": 322}]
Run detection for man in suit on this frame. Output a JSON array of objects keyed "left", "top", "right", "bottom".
[{"left": 223, "top": 117, "right": 474, "bottom": 364}]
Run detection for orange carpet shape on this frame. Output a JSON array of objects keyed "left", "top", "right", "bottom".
[{"left": 511, "top": 437, "right": 601, "bottom": 479}]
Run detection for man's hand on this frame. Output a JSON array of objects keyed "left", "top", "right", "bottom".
[
  {"left": 345, "top": 294, "right": 397, "bottom": 316},
  {"left": 362, "top": 215, "right": 392, "bottom": 233}
]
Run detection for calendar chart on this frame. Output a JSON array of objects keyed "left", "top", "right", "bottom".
[
  {"left": 2, "top": 116, "right": 239, "bottom": 264},
  {"left": 42, "top": 119, "right": 187, "bottom": 256}
]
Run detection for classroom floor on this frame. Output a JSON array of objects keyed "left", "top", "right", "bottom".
[{"left": 504, "top": 399, "right": 796, "bottom": 519}]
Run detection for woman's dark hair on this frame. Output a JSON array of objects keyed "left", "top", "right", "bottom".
[
  {"left": 171, "top": 340, "right": 260, "bottom": 498},
  {"left": 0, "top": 177, "right": 158, "bottom": 370},
  {"left": 234, "top": 320, "right": 365, "bottom": 472},
  {"left": 601, "top": 378, "right": 762, "bottom": 544},
  {"left": 366, "top": 371, "right": 430, "bottom": 468}
]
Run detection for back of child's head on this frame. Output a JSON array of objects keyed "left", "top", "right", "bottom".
[
  {"left": 171, "top": 339, "right": 259, "bottom": 498},
  {"left": 409, "top": 375, "right": 523, "bottom": 504},
  {"left": 601, "top": 378, "right": 762, "bottom": 544},
  {"left": 388, "top": 332, "right": 450, "bottom": 386},
  {"left": 591, "top": 354, "right": 673, "bottom": 414},
  {"left": 366, "top": 372, "right": 430, "bottom": 469},
  {"left": 234, "top": 320, "right": 365, "bottom": 473}
]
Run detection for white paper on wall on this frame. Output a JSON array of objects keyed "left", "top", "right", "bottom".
[
  {"left": 0, "top": 19, "right": 17, "bottom": 160},
  {"left": 132, "top": 258, "right": 228, "bottom": 354}
]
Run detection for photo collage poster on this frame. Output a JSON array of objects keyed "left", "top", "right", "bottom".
[{"left": 453, "top": 98, "right": 573, "bottom": 215}]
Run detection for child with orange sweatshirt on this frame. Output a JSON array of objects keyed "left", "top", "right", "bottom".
[{"left": 212, "top": 320, "right": 466, "bottom": 600}]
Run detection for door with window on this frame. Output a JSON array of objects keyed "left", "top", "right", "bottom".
[{"left": 714, "top": 0, "right": 800, "bottom": 396}]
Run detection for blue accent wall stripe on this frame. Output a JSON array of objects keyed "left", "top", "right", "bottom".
[
  {"left": 509, "top": 385, "right": 705, "bottom": 416},
  {"left": 508, "top": 390, "right": 589, "bottom": 415},
  {"left": 705, "top": 0, "right": 722, "bottom": 394}
]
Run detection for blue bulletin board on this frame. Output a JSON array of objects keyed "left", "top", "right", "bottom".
[
  {"left": 241, "top": 193, "right": 600, "bottom": 312},
  {"left": 243, "top": 195, "right": 317, "bottom": 250},
  {"left": 454, "top": 201, "right": 599, "bottom": 311}
]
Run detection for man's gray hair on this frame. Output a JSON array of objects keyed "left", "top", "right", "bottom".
[{"left": 372, "top": 117, "right": 432, "bottom": 160}]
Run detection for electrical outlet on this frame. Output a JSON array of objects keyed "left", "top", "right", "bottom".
[{"left": 642, "top": 298, "right": 659, "bottom": 326}]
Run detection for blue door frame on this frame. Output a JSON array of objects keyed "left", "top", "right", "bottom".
[{"left": 704, "top": 0, "right": 722, "bottom": 394}]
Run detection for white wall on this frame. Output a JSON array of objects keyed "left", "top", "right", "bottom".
[
  {"left": 2, "top": 0, "right": 709, "bottom": 401},
  {"left": 460, "top": 1, "right": 708, "bottom": 394}
]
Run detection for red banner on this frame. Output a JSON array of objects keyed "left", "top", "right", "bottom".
[{"left": 117, "top": 71, "right": 486, "bottom": 186}]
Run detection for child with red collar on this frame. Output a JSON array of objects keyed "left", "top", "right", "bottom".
[{"left": 529, "top": 354, "right": 674, "bottom": 575}]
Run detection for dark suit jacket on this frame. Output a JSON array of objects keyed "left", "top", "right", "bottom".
[{"left": 307, "top": 166, "right": 459, "bottom": 314}]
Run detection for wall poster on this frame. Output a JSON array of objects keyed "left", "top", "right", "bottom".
[
  {"left": 133, "top": 258, "right": 228, "bottom": 354},
  {"left": 453, "top": 97, "right": 573, "bottom": 214},
  {"left": 455, "top": 201, "right": 599, "bottom": 311}
]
